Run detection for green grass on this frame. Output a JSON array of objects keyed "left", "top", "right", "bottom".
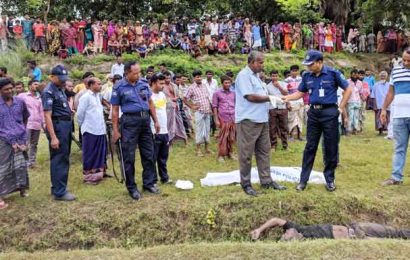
[
  {"left": 0, "top": 50, "right": 408, "bottom": 256},
  {"left": 11, "top": 49, "right": 390, "bottom": 85},
  {"left": 1, "top": 240, "right": 410, "bottom": 259},
  {"left": 0, "top": 116, "right": 409, "bottom": 253}
]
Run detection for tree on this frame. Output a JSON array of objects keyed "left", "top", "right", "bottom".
[
  {"left": 277, "top": 0, "right": 322, "bottom": 23},
  {"left": 319, "top": 0, "right": 351, "bottom": 25}
]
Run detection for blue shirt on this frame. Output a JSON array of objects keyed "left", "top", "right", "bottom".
[
  {"left": 32, "top": 67, "right": 42, "bottom": 81},
  {"left": 364, "top": 75, "right": 376, "bottom": 93},
  {"left": 22, "top": 20, "right": 33, "bottom": 36},
  {"left": 42, "top": 83, "right": 72, "bottom": 117},
  {"left": 110, "top": 78, "right": 152, "bottom": 113},
  {"left": 252, "top": 25, "right": 261, "bottom": 40},
  {"left": 235, "top": 66, "right": 269, "bottom": 123},
  {"left": 298, "top": 65, "right": 349, "bottom": 105}
]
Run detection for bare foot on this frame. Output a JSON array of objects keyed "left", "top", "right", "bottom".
[
  {"left": 0, "top": 199, "right": 8, "bottom": 210},
  {"left": 250, "top": 229, "right": 261, "bottom": 240}
]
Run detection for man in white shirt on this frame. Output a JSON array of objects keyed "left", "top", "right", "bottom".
[
  {"left": 150, "top": 73, "right": 172, "bottom": 185},
  {"left": 111, "top": 55, "right": 124, "bottom": 77},
  {"left": 202, "top": 70, "right": 218, "bottom": 135},
  {"left": 76, "top": 77, "right": 107, "bottom": 185}
]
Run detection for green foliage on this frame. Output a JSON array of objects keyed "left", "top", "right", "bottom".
[
  {"left": 65, "top": 55, "right": 89, "bottom": 66},
  {"left": 277, "top": 0, "right": 323, "bottom": 23},
  {"left": 357, "top": 0, "right": 410, "bottom": 30},
  {"left": 70, "top": 68, "right": 85, "bottom": 80},
  {"left": 0, "top": 40, "right": 35, "bottom": 80}
]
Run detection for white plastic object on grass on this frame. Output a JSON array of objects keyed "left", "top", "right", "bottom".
[{"left": 175, "top": 180, "right": 194, "bottom": 190}]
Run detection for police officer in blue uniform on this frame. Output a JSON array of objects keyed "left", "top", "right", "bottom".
[
  {"left": 283, "top": 50, "right": 352, "bottom": 192},
  {"left": 42, "top": 65, "right": 76, "bottom": 201},
  {"left": 111, "top": 61, "right": 161, "bottom": 200}
]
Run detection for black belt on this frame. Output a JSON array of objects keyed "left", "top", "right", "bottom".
[
  {"left": 123, "top": 111, "right": 150, "bottom": 118},
  {"left": 52, "top": 116, "right": 72, "bottom": 121},
  {"left": 310, "top": 104, "right": 337, "bottom": 110}
]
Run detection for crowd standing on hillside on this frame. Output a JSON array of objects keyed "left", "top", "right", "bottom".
[
  {"left": 1, "top": 15, "right": 410, "bottom": 58},
  {"left": 0, "top": 41, "right": 409, "bottom": 209}
]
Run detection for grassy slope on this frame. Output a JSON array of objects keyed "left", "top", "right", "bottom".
[
  {"left": 0, "top": 118, "right": 409, "bottom": 252},
  {"left": 1, "top": 240, "right": 410, "bottom": 259},
  {"left": 0, "top": 51, "right": 408, "bottom": 254}
]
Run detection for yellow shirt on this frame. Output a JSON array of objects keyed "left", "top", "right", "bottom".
[{"left": 73, "top": 83, "right": 86, "bottom": 93}]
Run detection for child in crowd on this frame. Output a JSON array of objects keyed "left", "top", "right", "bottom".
[{"left": 58, "top": 44, "right": 69, "bottom": 59}]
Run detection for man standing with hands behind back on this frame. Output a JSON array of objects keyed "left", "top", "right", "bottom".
[{"left": 282, "top": 50, "right": 352, "bottom": 192}]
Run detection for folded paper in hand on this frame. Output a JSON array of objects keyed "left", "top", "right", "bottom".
[{"left": 269, "top": 96, "right": 284, "bottom": 108}]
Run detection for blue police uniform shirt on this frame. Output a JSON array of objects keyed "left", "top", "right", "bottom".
[
  {"left": 42, "top": 83, "right": 72, "bottom": 117},
  {"left": 110, "top": 78, "right": 152, "bottom": 113},
  {"left": 298, "top": 65, "right": 349, "bottom": 105}
]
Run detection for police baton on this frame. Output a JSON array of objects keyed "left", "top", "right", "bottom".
[
  {"left": 116, "top": 139, "right": 127, "bottom": 185},
  {"left": 105, "top": 121, "right": 121, "bottom": 182}
]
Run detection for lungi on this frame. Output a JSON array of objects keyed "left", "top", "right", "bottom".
[
  {"left": 375, "top": 109, "right": 390, "bottom": 131},
  {"left": 82, "top": 132, "right": 107, "bottom": 184},
  {"left": 0, "top": 139, "right": 29, "bottom": 197},
  {"left": 194, "top": 112, "right": 211, "bottom": 144},
  {"left": 217, "top": 121, "right": 236, "bottom": 157}
]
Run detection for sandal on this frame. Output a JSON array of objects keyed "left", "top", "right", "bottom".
[{"left": 196, "top": 151, "right": 204, "bottom": 157}]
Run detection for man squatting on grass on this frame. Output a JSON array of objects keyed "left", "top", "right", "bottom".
[{"left": 250, "top": 217, "right": 410, "bottom": 241}]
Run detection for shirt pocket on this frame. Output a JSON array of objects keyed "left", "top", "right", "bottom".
[{"left": 123, "top": 90, "right": 135, "bottom": 103}]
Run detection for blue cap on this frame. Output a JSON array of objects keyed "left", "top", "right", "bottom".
[
  {"left": 302, "top": 50, "right": 323, "bottom": 65},
  {"left": 51, "top": 65, "right": 69, "bottom": 82}
]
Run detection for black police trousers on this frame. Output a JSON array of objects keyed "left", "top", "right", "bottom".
[
  {"left": 300, "top": 106, "right": 339, "bottom": 184},
  {"left": 120, "top": 114, "right": 156, "bottom": 191},
  {"left": 47, "top": 120, "right": 72, "bottom": 197}
]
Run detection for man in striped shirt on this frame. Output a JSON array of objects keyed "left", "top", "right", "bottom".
[{"left": 381, "top": 48, "right": 410, "bottom": 185}]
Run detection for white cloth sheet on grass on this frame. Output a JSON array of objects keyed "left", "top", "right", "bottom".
[{"left": 200, "top": 167, "right": 326, "bottom": 186}]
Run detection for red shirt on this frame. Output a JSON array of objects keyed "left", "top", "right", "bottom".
[
  {"left": 32, "top": 23, "right": 45, "bottom": 37},
  {"left": 217, "top": 40, "right": 228, "bottom": 50}
]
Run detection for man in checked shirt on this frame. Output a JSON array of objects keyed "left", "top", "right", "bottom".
[{"left": 184, "top": 70, "right": 213, "bottom": 157}]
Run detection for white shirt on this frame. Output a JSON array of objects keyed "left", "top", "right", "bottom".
[
  {"left": 210, "top": 23, "right": 219, "bottom": 36},
  {"left": 77, "top": 90, "right": 106, "bottom": 135},
  {"left": 151, "top": 91, "right": 168, "bottom": 134},
  {"left": 102, "top": 87, "right": 122, "bottom": 120},
  {"left": 391, "top": 58, "right": 403, "bottom": 68},
  {"left": 266, "top": 81, "right": 287, "bottom": 109},
  {"left": 390, "top": 66, "right": 410, "bottom": 118},
  {"left": 202, "top": 78, "right": 218, "bottom": 100},
  {"left": 111, "top": 63, "right": 124, "bottom": 77}
]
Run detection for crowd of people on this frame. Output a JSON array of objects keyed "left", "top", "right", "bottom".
[
  {"left": 1, "top": 15, "right": 410, "bottom": 58},
  {"left": 0, "top": 47, "right": 409, "bottom": 210}
]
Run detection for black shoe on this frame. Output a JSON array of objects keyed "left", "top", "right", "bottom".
[
  {"left": 161, "top": 179, "right": 174, "bottom": 185},
  {"left": 261, "top": 182, "right": 287, "bottom": 190},
  {"left": 243, "top": 186, "right": 257, "bottom": 196},
  {"left": 129, "top": 189, "right": 141, "bottom": 200},
  {"left": 296, "top": 182, "right": 307, "bottom": 191},
  {"left": 326, "top": 182, "right": 336, "bottom": 192},
  {"left": 143, "top": 186, "right": 160, "bottom": 194}
]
